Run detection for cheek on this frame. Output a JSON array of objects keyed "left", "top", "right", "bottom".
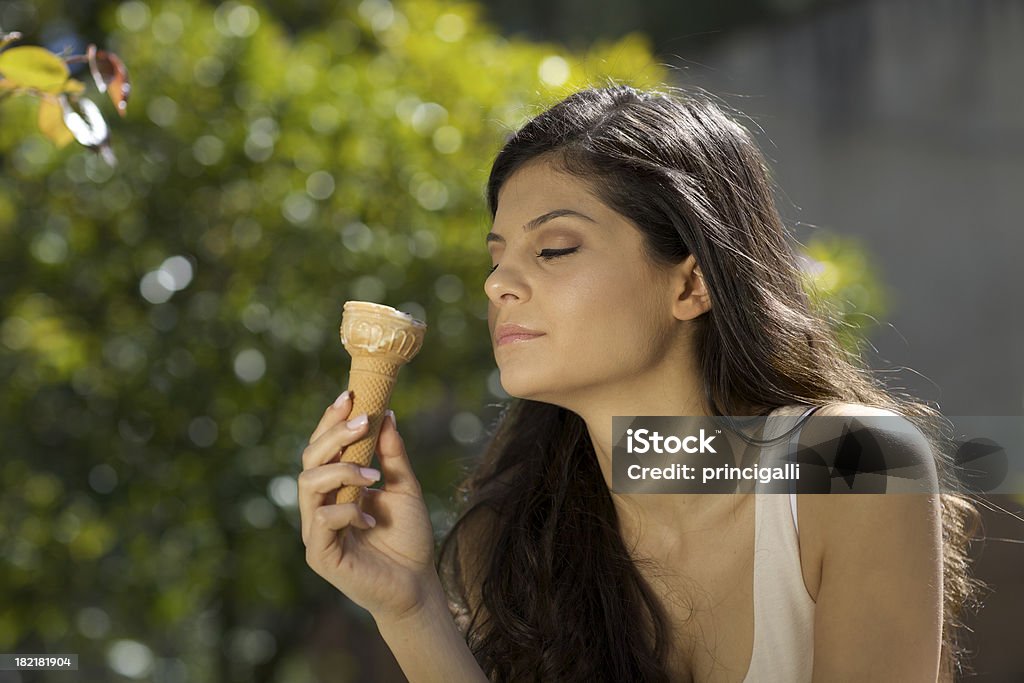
[
  {"left": 599, "top": 274, "right": 669, "bottom": 349},
  {"left": 574, "top": 268, "right": 659, "bottom": 320},
  {"left": 567, "top": 269, "right": 632, "bottom": 311},
  {"left": 558, "top": 274, "right": 658, "bottom": 348}
]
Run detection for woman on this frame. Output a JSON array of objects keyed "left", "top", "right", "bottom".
[{"left": 298, "top": 85, "right": 980, "bottom": 681}]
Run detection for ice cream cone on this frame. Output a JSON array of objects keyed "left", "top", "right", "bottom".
[{"left": 336, "top": 301, "right": 426, "bottom": 504}]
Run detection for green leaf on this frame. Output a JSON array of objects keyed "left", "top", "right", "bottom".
[
  {"left": 0, "top": 46, "right": 70, "bottom": 94},
  {"left": 62, "top": 77, "right": 86, "bottom": 96}
]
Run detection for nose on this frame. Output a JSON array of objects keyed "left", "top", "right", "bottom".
[{"left": 484, "top": 264, "right": 528, "bottom": 306}]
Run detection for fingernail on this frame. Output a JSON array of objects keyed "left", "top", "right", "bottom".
[
  {"left": 332, "top": 390, "right": 351, "bottom": 409},
  {"left": 362, "top": 512, "right": 376, "bottom": 528},
  {"left": 346, "top": 413, "right": 368, "bottom": 429},
  {"left": 386, "top": 409, "right": 396, "bottom": 429},
  {"left": 359, "top": 467, "right": 381, "bottom": 482}
]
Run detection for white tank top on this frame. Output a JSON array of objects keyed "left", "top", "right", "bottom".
[{"left": 742, "top": 404, "right": 818, "bottom": 682}]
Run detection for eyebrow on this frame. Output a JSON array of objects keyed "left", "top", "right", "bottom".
[{"left": 485, "top": 208, "right": 596, "bottom": 244}]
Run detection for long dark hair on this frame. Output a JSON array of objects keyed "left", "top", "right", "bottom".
[{"left": 436, "top": 83, "right": 982, "bottom": 681}]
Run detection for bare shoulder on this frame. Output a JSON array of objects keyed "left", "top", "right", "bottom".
[
  {"left": 798, "top": 403, "right": 944, "bottom": 677},
  {"left": 794, "top": 402, "right": 942, "bottom": 602},
  {"left": 802, "top": 402, "right": 938, "bottom": 476}
]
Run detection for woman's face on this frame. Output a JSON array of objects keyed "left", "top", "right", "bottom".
[{"left": 485, "top": 159, "right": 685, "bottom": 410}]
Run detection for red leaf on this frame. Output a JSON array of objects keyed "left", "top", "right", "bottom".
[{"left": 87, "top": 43, "right": 131, "bottom": 118}]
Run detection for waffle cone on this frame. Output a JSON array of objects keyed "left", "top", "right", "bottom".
[{"left": 335, "top": 301, "right": 426, "bottom": 504}]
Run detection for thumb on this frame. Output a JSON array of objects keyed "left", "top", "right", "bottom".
[{"left": 376, "top": 410, "right": 422, "bottom": 497}]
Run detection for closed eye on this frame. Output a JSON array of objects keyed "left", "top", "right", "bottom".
[
  {"left": 537, "top": 247, "right": 578, "bottom": 259},
  {"left": 488, "top": 247, "right": 579, "bottom": 274}
]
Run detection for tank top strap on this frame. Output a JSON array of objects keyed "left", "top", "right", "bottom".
[{"left": 783, "top": 404, "right": 824, "bottom": 535}]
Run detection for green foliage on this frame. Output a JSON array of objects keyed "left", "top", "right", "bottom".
[
  {"left": 0, "top": 0, "right": 885, "bottom": 680},
  {"left": 800, "top": 233, "right": 889, "bottom": 355},
  {"left": 0, "top": 0, "right": 669, "bottom": 679}
]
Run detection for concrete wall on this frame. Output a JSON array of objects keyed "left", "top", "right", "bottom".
[
  {"left": 675, "top": 0, "right": 1022, "bottom": 677},
  {"left": 677, "top": 0, "right": 1023, "bottom": 417}
]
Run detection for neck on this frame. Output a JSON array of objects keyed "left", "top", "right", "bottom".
[
  {"left": 572, "top": 392, "right": 769, "bottom": 547},
  {"left": 571, "top": 389, "right": 703, "bottom": 544}
]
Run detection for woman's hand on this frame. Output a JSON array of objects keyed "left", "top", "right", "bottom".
[{"left": 299, "top": 390, "right": 441, "bottom": 624}]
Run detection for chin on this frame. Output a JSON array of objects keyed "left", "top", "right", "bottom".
[
  {"left": 496, "top": 371, "right": 544, "bottom": 401},
  {"left": 499, "top": 377, "right": 571, "bottom": 409}
]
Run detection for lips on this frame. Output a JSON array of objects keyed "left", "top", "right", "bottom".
[{"left": 495, "top": 323, "right": 544, "bottom": 346}]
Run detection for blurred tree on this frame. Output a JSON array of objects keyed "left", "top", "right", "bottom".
[
  {"left": 0, "top": 1, "right": 665, "bottom": 680},
  {"left": 0, "top": 0, "right": 884, "bottom": 681},
  {"left": 800, "top": 233, "right": 888, "bottom": 355}
]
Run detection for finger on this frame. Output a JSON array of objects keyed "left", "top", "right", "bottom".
[
  {"left": 299, "top": 458, "right": 380, "bottom": 544},
  {"left": 299, "top": 463, "right": 381, "bottom": 544},
  {"left": 376, "top": 410, "right": 422, "bottom": 498},
  {"left": 308, "top": 390, "right": 354, "bottom": 445},
  {"left": 358, "top": 486, "right": 386, "bottom": 521},
  {"left": 302, "top": 412, "right": 370, "bottom": 471},
  {"left": 306, "top": 503, "right": 376, "bottom": 568}
]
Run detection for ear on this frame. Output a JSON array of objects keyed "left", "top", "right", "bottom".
[{"left": 670, "top": 253, "right": 711, "bottom": 321}]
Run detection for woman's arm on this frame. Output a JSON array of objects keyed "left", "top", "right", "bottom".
[
  {"left": 810, "top": 491, "right": 943, "bottom": 680},
  {"left": 375, "top": 578, "right": 489, "bottom": 683},
  {"left": 299, "top": 399, "right": 489, "bottom": 681},
  {"left": 806, "top": 408, "right": 944, "bottom": 680}
]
